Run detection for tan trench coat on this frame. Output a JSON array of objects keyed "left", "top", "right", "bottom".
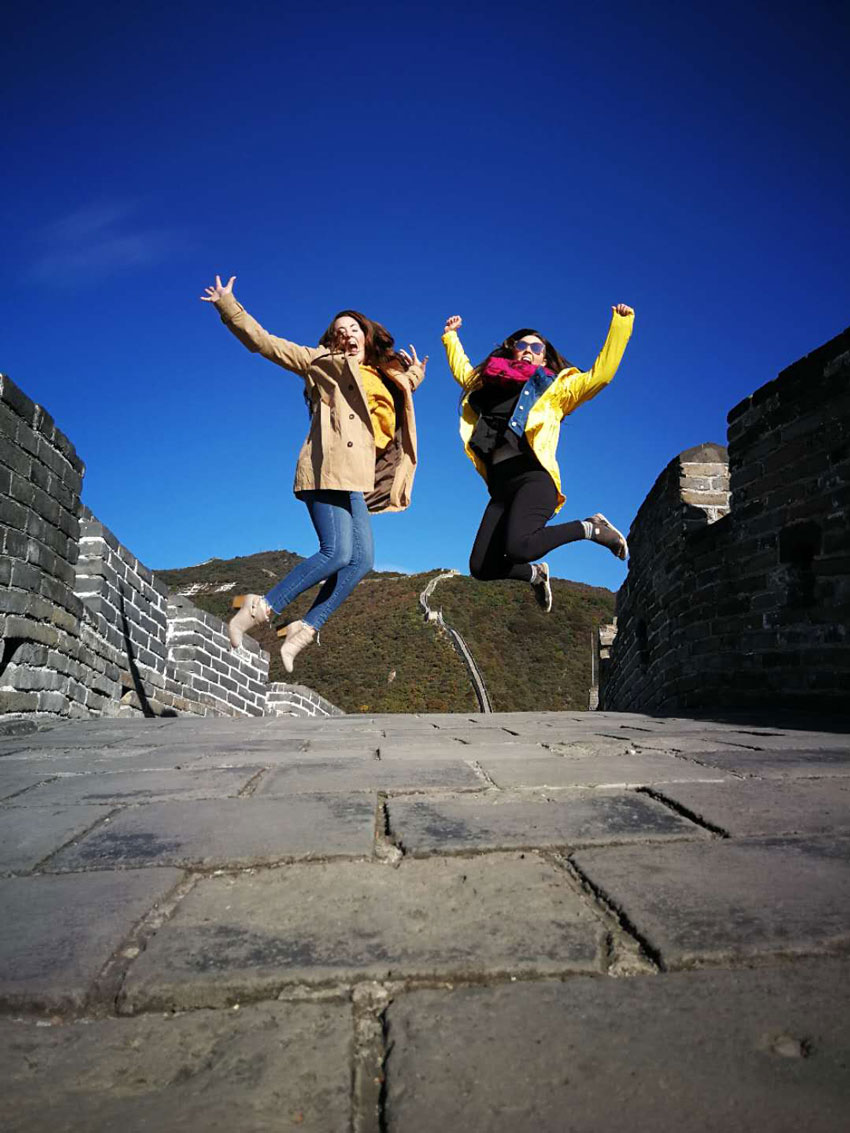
[{"left": 216, "top": 293, "right": 423, "bottom": 513}]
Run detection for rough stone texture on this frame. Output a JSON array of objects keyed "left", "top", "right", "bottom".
[
  {"left": 3, "top": 709, "right": 850, "bottom": 1128},
  {"left": 385, "top": 962, "right": 850, "bottom": 1132},
  {"left": 388, "top": 789, "right": 706, "bottom": 855},
  {"left": 0, "top": 1001, "right": 352, "bottom": 1132},
  {"left": 477, "top": 752, "right": 733, "bottom": 788},
  {"left": 10, "top": 767, "right": 258, "bottom": 807},
  {"left": 122, "top": 854, "right": 606, "bottom": 1010},
  {"left": 0, "top": 868, "right": 183, "bottom": 1010},
  {"left": 254, "top": 757, "right": 484, "bottom": 794},
  {"left": 648, "top": 778, "right": 850, "bottom": 836},
  {"left": 49, "top": 795, "right": 379, "bottom": 870},
  {"left": 688, "top": 747, "right": 850, "bottom": 778},
  {"left": 600, "top": 326, "right": 850, "bottom": 714},
  {"left": 0, "top": 804, "right": 110, "bottom": 872},
  {"left": 572, "top": 837, "right": 850, "bottom": 966}
]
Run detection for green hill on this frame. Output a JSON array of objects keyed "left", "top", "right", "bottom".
[{"left": 156, "top": 552, "right": 614, "bottom": 714}]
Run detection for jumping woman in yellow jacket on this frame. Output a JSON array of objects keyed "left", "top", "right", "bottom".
[
  {"left": 202, "top": 275, "right": 426, "bottom": 670},
  {"left": 442, "top": 304, "right": 634, "bottom": 612}
]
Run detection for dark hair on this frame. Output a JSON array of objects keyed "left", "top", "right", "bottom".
[
  {"left": 319, "top": 309, "right": 410, "bottom": 372},
  {"left": 465, "top": 327, "right": 576, "bottom": 395}
]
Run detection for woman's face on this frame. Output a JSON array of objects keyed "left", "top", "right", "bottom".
[
  {"left": 332, "top": 316, "right": 366, "bottom": 364},
  {"left": 512, "top": 334, "right": 547, "bottom": 366}
]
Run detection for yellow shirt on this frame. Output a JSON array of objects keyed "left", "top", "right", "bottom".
[
  {"left": 443, "top": 310, "right": 633, "bottom": 513},
  {"left": 360, "top": 365, "right": 396, "bottom": 451}
]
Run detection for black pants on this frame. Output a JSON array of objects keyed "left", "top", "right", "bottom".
[{"left": 469, "top": 456, "right": 585, "bottom": 582}]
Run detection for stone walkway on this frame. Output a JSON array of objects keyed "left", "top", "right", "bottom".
[{"left": 1, "top": 709, "right": 849, "bottom": 1131}]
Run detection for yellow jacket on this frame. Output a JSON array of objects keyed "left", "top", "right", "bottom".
[{"left": 443, "top": 310, "right": 633, "bottom": 513}]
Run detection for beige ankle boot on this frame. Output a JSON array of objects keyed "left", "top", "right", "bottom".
[
  {"left": 228, "top": 594, "right": 272, "bottom": 649},
  {"left": 278, "top": 619, "right": 316, "bottom": 673}
]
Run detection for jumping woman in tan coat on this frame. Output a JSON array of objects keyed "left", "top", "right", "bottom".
[{"left": 201, "top": 275, "right": 426, "bottom": 670}]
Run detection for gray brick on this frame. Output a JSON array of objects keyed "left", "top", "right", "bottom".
[{"left": 0, "top": 376, "right": 38, "bottom": 425}]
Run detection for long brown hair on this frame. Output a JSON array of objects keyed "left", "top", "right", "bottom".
[
  {"left": 319, "top": 310, "right": 410, "bottom": 372},
  {"left": 465, "top": 327, "right": 576, "bottom": 396}
]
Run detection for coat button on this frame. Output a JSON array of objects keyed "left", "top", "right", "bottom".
[
  {"left": 349, "top": 413, "right": 355, "bottom": 419},
  {"left": 347, "top": 441, "right": 353, "bottom": 447},
  {"left": 348, "top": 384, "right": 354, "bottom": 391},
  {"left": 511, "top": 420, "right": 518, "bottom": 427}
]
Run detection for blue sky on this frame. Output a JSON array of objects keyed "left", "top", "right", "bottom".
[{"left": 3, "top": 0, "right": 848, "bottom": 593}]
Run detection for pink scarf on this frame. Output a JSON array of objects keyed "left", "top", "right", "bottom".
[{"left": 482, "top": 356, "right": 552, "bottom": 388}]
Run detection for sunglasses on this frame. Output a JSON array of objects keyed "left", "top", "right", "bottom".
[{"left": 514, "top": 340, "right": 546, "bottom": 355}]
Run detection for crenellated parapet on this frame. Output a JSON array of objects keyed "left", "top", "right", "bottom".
[
  {"left": 0, "top": 373, "right": 337, "bottom": 722},
  {"left": 599, "top": 326, "right": 850, "bottom": 713}
]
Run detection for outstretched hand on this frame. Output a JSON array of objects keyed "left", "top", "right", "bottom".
[
  {"left": 612, "top": 303, "right": 634, "bottom": 317},
  {"left": 399, "top": 345, "right": 428, "bottom": 374},
  {"left": 200, "top": 275, "right": 236, "bottom": 303},
  {"left": 443, "top": 315, "right": 463, "bottom": 334}
]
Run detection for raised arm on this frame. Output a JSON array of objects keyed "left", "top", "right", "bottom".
[
  {"left": 558, "top": 304, "right": 635, "bottom": 414},
  {"left": 397, "top": 345, "right": 429, "bottom": 392},
  {"left": 441, "top": 315, "right": 475, "bottom": 388},
  {"left": 200, "top": 275, "right": 318, "bottom": 376}
]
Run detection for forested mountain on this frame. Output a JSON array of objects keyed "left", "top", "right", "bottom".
[{"left": 156, "top": 551, "right": 615, "bottom": 714}]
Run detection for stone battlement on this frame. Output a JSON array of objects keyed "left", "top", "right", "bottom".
[
  {"left": 599, "top": 325, "right": 850, "bottom": 713},
  {"left": 0, "top": 373, "right": 336, "bottom": 721}
]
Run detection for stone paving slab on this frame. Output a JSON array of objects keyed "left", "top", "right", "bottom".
[
  {"left": 388, "top": 789, "right": 708, "bottom": 855},
  {"left": 384, "top": 960, "right": 850, "bottom": 1132},
  {"left": 679, "top": 748, "right": 850, "bottom": 778},
  {"left": 649, "top": 779, "right": 850, "bottom": 836},
  {"left": 572, "top": 837, "right": 850, "bottom": 967},
  {"left": 611, "top": 734, "right": 766, "bottom": 754},
  {"left": 478, "top": 753, "right": 731, "bottom": 789},
  {"left": 301, "top": 738, "right": 381, "bottom": 756},
  {"left": 379, "top": 741, "right": 554, "bottom": 761},
  {"left": 0, "top": 763, "right": 58, "bottom": 801},
  {"left": 0, "top": 747, "right": 210, "bottom": 775},
  {"left": 0, "top": 868, "right": 183, "bottom": 1011},
  {"left": 49, "top": 795, "right": 378, "bottom": 870},
  {"left": 7, "top": 767, "right": 260, "bottom": 807},
  {"left": 254, "top": 758, "right": 483, "bottom": 795},
  {"left": 0, "top": 1000, "right": 352, "bottom": 1133},
  {"left": 0, "top": 804, "right": 111, "bottom": 873},
  {"left": 122, "top": 854, "right": 605, "bottom": 1010}
]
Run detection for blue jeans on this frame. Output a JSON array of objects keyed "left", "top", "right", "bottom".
[{"left": 264, "top": 490, "right": 374, "bottom": 629}]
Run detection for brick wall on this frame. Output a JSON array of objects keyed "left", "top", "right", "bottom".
[
  {"left": 164, "top": 595, "right": 268, "bottom": 717},
  {"left": 0, "top": 373, "right": 278, "bottom": 721},
  {"left": 266, "top": 682, "right": 344, "bottom": 718},
  {"left": 599, "top": 326, "right": 850, "bottom": 713}
]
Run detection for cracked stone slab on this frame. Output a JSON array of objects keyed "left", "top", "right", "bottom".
[
  {"left": 7, "top": 767, "right": 261, "bottom": 807},
  {"left": 0, "top": 1001, "right": 351, "bottom": 1133},
  {"left": 620, "top": 734, "right": 765, "bottom": 755},
  {"left": 479, "top": 753, "right": 732, "bottom": 789},
  {"left": 388, "top": 789, "right": 707, "bottom": 855},
  {"left": 378, "top": 741, "right": 552, "bottom": 761},
  {"left": 384, "top": 960, "right": 850, "bottom": 1132},
  {"left": 674, "top": 748, "right": 850, "bottom": 779},
  {"left": 253, "top": 758, "right": 483, "bottom": 795},
  {"left": 0, "top": 764, "right": 58, "bottom": 801},
  {"left": 0, "top": 868, "right": 183, "bottom": 1011},
  {"left": 50, "top": 795, "right": 378, "bottom": 870},
  {"left": 572, "top": 837, "right": 850, "bottom": 967},
  {"left": 122, "top": 854, "right": 605, "bottom": 1010},
  {"left": 0, "top": 747, "right": 206, "bottom": 775},
  {"left": 0, "top": 804, "right": 111, "bottom": 873},
  {"left": 649, "top": 779, "right": 850, "bottom": 836},
  {"left": 300, "top": 738, "right": 381, "bottom": 756}
]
